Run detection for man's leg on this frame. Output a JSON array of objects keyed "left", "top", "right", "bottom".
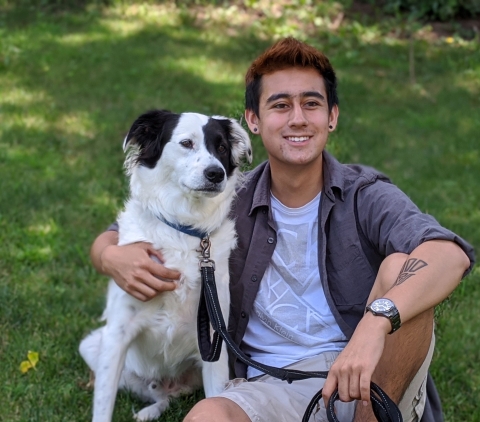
[
  {"left": 355, "top": 253, "right": 434, "bottom": 422},
  {"left": 185, "top": 351, "right": 356, "bottom": 422},
  {"left": 184, "top": 397, "right": 250, "bottom": 422}
]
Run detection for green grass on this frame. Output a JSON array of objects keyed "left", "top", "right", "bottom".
[{"left": 0, "top": 2, "right": 478, "bottom": 421}]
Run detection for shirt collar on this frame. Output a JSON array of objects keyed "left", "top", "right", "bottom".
[
  {"left": 249, "top": 151, "right": 345, "bottom": 216},
  {"left": 323, "top": 150, "right": 345, "bottom": 202},
  {"left": 249, "top": 161, "right": 272, "bottom": 216}
]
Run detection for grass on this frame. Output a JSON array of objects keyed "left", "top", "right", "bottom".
[{"left": 0, "top": 2, "right": 478, "bottom": 421}]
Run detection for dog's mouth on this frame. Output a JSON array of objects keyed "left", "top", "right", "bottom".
[
  {"left": 182, "top": 182, "right": 224, "bottom": 196},
  {"left": 194, "top": 185, "right": 224, "bottom": 194}
]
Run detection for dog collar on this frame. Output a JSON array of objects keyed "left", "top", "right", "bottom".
[{"left": 156, "top": 214, "right": 209, "bottom": 240}]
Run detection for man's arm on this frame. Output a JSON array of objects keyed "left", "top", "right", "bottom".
[
  {"left": 91, "top": 230, "right": 180, "bottom": 301},
  {"left": 322, "top": 239, "right": 470, "bottom": 409}
]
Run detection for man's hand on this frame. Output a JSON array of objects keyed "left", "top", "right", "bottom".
[
  {"left": 101, "top": 242, "right": 181, "bottom": 301},
  {"left": 91, "top": 229, "right": 181, "bottom": 301},
  {"left": 322, "top": 312, "right": 390, "bottom": 408}
]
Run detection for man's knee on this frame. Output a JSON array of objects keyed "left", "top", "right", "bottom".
[{"left": 184, "top": 397, "right": 249, "bottom": 422}]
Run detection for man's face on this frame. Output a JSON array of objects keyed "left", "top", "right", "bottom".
[{"left": 245, "top": 67, "right": 338, "bottom": 170}]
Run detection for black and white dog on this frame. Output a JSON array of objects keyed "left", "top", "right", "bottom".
[{"left": 79, "top": 110, "right": 252, "bottom": 422}]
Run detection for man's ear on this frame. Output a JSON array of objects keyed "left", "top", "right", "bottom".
[
  {"left": 244, "top": 109, "right": 259, "bottom": 134},
  {"left": 328, "top": 105, "right": 339, "bottom": 131}
]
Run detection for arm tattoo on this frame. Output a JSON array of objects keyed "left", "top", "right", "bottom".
[{"left": 395, "top": 258, "right": 428, "bottom": 285}]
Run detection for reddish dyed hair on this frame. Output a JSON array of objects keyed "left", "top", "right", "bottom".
[{"left": 245, "top": 37, "right": 338, "bottom": 117}]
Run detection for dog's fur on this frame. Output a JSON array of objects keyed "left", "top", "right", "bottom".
[{"left": 79, "top": 110, "right": 252, "bottom": 422}]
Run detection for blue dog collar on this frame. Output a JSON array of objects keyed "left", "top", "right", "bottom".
[{"left": 156, "top": 214, "right": 209, "bottom": 240}]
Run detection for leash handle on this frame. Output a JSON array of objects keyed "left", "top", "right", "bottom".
[
  {"left": 302, "top": 384, "right": 402, "bottom": 422},
  {"left": 197, "top": 264, "right": 402, "bottom": 422}
]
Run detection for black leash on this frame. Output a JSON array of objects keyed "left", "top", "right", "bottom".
[{"left": 196, "top": 237, "right": 402, "bottom": 422}]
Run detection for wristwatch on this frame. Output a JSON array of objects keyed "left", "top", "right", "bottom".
[{"left": 366, "top": 298, "right": 401, "bottom": 334}]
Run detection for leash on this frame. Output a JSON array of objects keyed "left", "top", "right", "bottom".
[{"left": 196, "top": 236, "right": 403, "bottom": 422}]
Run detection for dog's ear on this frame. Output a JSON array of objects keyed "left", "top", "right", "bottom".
[
  {"left": 213, "top": 116, "right": 253, "bottom": 167},
  {"left": 123, "top": 110, "right": 180, "bottom": 170}
]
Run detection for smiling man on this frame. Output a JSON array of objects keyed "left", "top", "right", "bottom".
[
  {"left": 91, "top": 38, "right": 475, "bottom": 422},
  {"left": 245, "top": 66, "right": 337, "bottom": 208}
]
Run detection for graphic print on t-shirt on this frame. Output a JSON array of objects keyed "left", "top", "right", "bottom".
[{"left": 252, "top": 195, "right": 346, "bottom": 348}]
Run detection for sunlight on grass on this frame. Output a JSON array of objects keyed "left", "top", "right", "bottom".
[
  {"left": 55, "top": 112, "right": 95, "bottom": 139},
  {"left": 27, "top": 221, "right": 59, "bottom": 236},
  {"left": 110, "top": 3, "right": 179, "bottom": 22},
  {"left": 173, "top": 56, "right": 243, "bottom": 84},
  {"left": 13, "top": 245, "right": 54, "bottom": 263},
  {"left": 90, "top": 191, "right": 122, "bottom": 208},
  {"left": 2, "top": 144, "right": 38, "bottom": 160},
  {"left": 58, "top": 32, "right": 112, "bottom": 46},
  {"left": 0, "top": 86, "right": 47, "bottom": 106},
  {"left": 455, "top": 67, "right": 480, "bottom": 93}
]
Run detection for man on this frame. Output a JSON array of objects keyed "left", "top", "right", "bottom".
[{"left": 91, "top": 38, "right": 474, "bottom": 421}]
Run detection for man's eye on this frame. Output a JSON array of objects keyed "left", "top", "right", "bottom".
[
  {"left": 305, "top": 101, "right": 320, "bottom": 107},
  {"left": 273, "top": 103, "right": 288, "bottom": 109},
  {"left": 180, "top": 139, "right": 194, "bottom": 149}
]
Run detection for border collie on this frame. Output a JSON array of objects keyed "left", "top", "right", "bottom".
[{"left": 79, "top": 109, "right": 252, "bottom": 422}]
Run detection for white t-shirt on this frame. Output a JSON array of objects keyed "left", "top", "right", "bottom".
[{"left": 242, "top": 192, "right": 348, "bottom": 379}]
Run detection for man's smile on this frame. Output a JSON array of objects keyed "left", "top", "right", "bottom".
[{"left": 285, "top": 136, "right": 311, "bottom": 143}]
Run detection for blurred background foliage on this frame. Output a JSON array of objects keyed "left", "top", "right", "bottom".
[{"left": 1, "top": 0, "right": 480, "bottom": 20}]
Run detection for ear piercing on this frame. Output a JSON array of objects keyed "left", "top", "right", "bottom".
[
  {"left": 253, "top": 127, "right": 258, "bottom": 132},
  {"left": 329, "top": 125, "right": 333, "bottom": 129}
]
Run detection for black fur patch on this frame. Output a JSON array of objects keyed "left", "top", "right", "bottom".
[
  {"left": 124, "top": 110, "right": 180, "bottom": 168},
  {"left": 203, "top": 118, "right": 236, "bottom": 177}
]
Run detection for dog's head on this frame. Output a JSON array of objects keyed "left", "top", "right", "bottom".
[{"left": 123, "top": 109, "right": 252, "bottom": 200}]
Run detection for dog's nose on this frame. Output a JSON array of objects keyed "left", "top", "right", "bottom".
[{"left": 204, "top": 165, "right": 225, "bottom": 184}]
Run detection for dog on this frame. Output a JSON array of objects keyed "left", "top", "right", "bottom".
[{"left": 79, "top": 109, "right": 252, "bottom": 422}]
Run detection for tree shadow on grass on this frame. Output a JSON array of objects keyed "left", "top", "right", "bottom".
[{"left": 0, "top": 10, "right": 270, "bottom": 259}]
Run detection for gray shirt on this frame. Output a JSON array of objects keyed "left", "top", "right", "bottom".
[{"left": 227, "top": 151, "right": 475, "bottom": 378}]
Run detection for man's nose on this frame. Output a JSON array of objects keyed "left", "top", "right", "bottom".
[{"left": 288, "top": 104, "right": 308, "bottom": 127}]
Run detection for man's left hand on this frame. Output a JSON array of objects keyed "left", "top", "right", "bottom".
[{"left": 322, "top": 312, "right": 391, "bottom": 407}]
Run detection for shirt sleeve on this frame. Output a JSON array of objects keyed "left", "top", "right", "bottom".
[
  {"left": 107, "top": 222, "right": 119, "bottom": 232},
  {"left": 356, "top": 180, "right": 475, "bottom": 277}
]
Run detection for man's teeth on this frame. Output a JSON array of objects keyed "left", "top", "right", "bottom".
[{"left": 287, "top": 136, "right": 309, "bottom": 142}]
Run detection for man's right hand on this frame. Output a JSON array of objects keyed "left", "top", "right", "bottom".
[{"left": 91, "top": 231, "right": 181, "bottom": 301}]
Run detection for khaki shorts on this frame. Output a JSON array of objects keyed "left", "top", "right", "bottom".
[{"left": 218, "top": 334, "right": 435, "bottom": 422}]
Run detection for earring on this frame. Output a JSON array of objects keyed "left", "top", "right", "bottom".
[
  {"left": 329, "top": 125, "right": 333, "bottom": 129},
  {"left": 253, "top": 127, "right": 258, "bottom": 133}
]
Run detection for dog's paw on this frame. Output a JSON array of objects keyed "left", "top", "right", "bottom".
[{"left": 133, "top": 401, "right": 168, "bottom": 422}]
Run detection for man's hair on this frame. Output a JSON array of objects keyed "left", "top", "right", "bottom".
[{"left": 245, "top": 37, "right": 338, "bottom": 117}]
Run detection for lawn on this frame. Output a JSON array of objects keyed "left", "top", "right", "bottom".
[{"left": 0, "top": 2, "right": 479, "bottom": 421}]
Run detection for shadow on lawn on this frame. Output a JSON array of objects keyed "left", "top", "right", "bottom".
[{"left": 0, "top": 12, "right": 270, "bottom": 231}]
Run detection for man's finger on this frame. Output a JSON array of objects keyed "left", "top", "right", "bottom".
[
  {"left": 336, "top": 370, "right": 352, "bottom": 402},
  {"left": 322, "top": 373, "right": 337, "bottom": 408},
  {"left": 359, "top": 373, "right": 371, "bottom": 403},
  {"left": 348, "top": 372, "right": 361, "bottom": 401},
  {"left": 148, "top": 256, "right": 181, "bottom": 281}
]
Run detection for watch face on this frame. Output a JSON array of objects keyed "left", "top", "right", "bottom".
[{"left": 371, "top": 299, "right": 394, "bottom": 312}]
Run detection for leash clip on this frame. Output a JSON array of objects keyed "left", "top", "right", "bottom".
[{"left": 199, "top": 236, "right": 215, "bottom": 270}]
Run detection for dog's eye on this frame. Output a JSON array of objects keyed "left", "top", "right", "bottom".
[
  {"left": 217, "top": 145, "right": 227, "bottom": 154},
  {"left": 180, "top": 139, "right": 194, "bottom": 149}
]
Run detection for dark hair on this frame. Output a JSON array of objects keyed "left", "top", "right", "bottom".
[{"left": 245, "top": 37, "right": 338, "bottom": 117}]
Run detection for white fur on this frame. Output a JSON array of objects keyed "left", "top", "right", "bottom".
[{"left": 80, "top": 112, "right": 252, "bottom": 422}]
